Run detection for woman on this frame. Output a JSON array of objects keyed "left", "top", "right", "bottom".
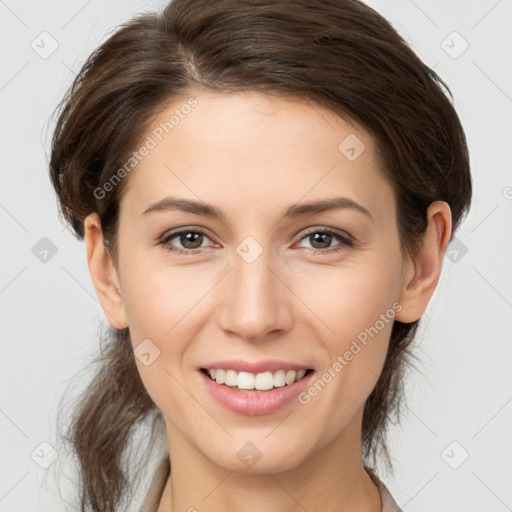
[{"left": 49, "top": 0, "right": 472, "bottom": 510}]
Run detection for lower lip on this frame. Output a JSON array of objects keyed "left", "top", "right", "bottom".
[{"left": 198, "top": 369, "right": 315, "bottom": 416}]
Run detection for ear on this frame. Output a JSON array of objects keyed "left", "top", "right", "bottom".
[
  {"left": 83, "top": 213, "right": 128, "bottom": 329},
  {"left": 395, "top": 201, "right": 452, "bottom": 323}
]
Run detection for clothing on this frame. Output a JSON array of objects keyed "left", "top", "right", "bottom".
[
  {"left": 365, "top": 466, "right": 403, "bottom": 512},
  {"left": 139, "top": 457, "right": 402, "bottom": 512}
]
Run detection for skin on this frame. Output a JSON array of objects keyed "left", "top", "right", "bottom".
[{"left": 84, "top": 90, "right": 451, "bottom": 512}]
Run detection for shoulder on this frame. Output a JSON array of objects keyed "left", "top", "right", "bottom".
[
  {"left": 139, "top": 456, "right": 171, "bottom": 512},
  {"left": 365, "top": 466, "right": 403, "bottom": 512}
]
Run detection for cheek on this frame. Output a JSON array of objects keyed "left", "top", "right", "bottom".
[
  {"left": 121, "top": 266, "right": 203, "bottom": 414},
  {"left": 293, "top": 256, "right": 400, "bottom": 418},
  {"left": 299, "top": 258, "right": 401, "bottom": 349},
  {"left": 313, "top": 278, "right": 394, "bottom": 397},
  {"left": 119, "top": 260, "right": 218, "bottom": 408},
  {"left": 120, "top": 254, "right": 210, "bottom": 341},
  {"left": 299, "top": 302, "right": 394, "bottom": 443}
]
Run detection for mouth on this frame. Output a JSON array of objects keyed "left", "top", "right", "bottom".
[{"left": 200, "top": 367, "right": 315, "bottom": 393}]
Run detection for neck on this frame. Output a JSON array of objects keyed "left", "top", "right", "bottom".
[{"left": 158, "top": 409, "right": 381, "bottom": 512}]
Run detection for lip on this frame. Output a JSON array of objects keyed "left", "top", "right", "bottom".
[
  {"left": 200, "top": 359, "right": 313, "bottom": 374},
  {"left": 198, "top": 368, "right": 315, "bottom": 416}
]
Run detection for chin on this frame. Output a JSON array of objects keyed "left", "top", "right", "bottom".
[{"left": 205, "top": 441, "right": 309, "bottom": 475}]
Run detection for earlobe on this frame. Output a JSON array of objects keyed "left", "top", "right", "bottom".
[
  {"left": 395, "top": 201, "right": 452, "bottom": 324},
  {"left": 83, "top": 213, "right": 129, "bottom": 329}
]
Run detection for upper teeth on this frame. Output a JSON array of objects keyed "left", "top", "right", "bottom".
[{"left": 207, "top": 369, "right": 308, "bottom": 390}]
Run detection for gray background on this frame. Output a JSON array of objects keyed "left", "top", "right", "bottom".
[{"left": 1, "top": 0, "right": 511, "bottom": 510}]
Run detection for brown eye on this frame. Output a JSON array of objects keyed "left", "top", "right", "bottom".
[
  {"left": 296, "top": 228, "right": 354, "bottom": 254},
  {"left": 308, "top": 232, "right": 334, "bottom": 249},
  {"left": 160, "top": 228, "right": 213, "bottom": 254},
  {"left": 177, "top": 231, "right": 204, "bottom": 249}
]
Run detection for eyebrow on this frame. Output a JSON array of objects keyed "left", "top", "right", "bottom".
[{"left": 141, "top": 196, "right": 373, "bottom": 221}]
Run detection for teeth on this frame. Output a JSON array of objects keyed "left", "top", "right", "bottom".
[
  {"left": 285, "top": 370, "right": 296, "bottom": 385},
  {"left": 225, "top": 369, "right": 238, "bottom": 386},
  {"left": 206, "top": 368, "right": 310, "bottom": 391},
  {"left": 254, "top": 372, "right": 274, "bottom": 390},
  {"left": 273, "top": 369, "right": 286, "bottom": 387},
  {"left": 214, "top": 368, "right": 224, "bottom": 384}
]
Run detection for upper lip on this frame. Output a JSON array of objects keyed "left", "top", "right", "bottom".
[{"left": 200, "top": 359, "right": 314, "bottom": 374}]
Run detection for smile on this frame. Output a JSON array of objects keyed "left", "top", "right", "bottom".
[
  {"left": 198, "top": 367, "right": 316, "bottom": 416},
  {"left": 201, "top": 368, "right": 314, "bottom": 392}
]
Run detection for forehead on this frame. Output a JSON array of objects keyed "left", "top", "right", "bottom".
[{"left": 120, "top": 90, "right": 395, "bottom": 223}]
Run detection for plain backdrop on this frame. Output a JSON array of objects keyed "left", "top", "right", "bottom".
[{"left": 1, "top": 0, "right": 511, "bottom": 510}]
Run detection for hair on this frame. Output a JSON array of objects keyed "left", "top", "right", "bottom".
[{"left": 48, "top": 0, "right": 472, "bottom": 510}]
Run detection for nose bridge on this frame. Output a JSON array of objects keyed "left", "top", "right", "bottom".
[{"left": 217, "top": 237, "right": 292, "bottom": 340}]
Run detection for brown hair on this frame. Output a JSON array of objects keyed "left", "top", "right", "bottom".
[{"left": 49, "top": 0, "right": 472, "bottom": 510}]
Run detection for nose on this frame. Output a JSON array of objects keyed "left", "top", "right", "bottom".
[{"left": 217, "top": 244, "right": 293, "bottom": 343}]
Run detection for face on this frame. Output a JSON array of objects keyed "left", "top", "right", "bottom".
[{"left": 88, "top": 89, "right": 438, "bottom": 474}]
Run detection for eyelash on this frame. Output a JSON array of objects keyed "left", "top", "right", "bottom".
[{"left": 158, "top": 227, "right": 354, "bottom": 256}]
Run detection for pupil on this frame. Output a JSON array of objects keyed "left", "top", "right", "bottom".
[
  {"left": 182, "top": 232, "right": 202, "bottom": 249},
  {"left": 312, "top": 233, "right": 331, "bottom": 249}
]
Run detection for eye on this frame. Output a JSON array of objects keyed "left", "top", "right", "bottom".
[
  {"left": 159, "top": 228, "right": 215, "bottom": 255},
  {"left": 295, "top": 228, "right": 354, "bottom": 254},
  {"left": 158, "top": 226, "right": 354, "bottom": 256}
]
